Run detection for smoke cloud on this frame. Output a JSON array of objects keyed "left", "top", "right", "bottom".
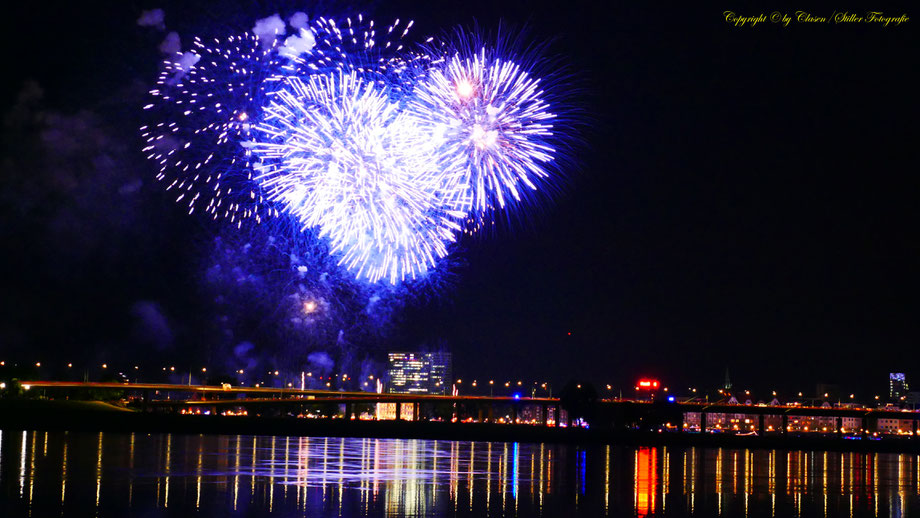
[
  {"left": 130, "top": 301, "right": 174, "bottom": 351},
  {"left": 137, "top": 9, "right": 166, "bottom": 30},
  {"left": 279, "top": 29, "right": 316, "bottom": 59},
  {"left": 158, "top": 32, "right": 181, "bottom": 55},
  {"left": 289, "top": 12, "right": 309, "bottom": 30},
  {"left": 307, "top": 351, "right": 335, "bottom": 373},
  {"left": 252, "top": 14, "right": 285, "bottom": 49}
]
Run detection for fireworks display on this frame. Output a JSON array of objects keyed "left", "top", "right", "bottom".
[
  {"left": 408, "top": 47, "right": 557, "bottom": 216},
  {"left": 302, "top": 15, "right": 431, "bottom": 86},
  {"left": 143, "top": 14, "right": 569, "bottom": 284},
  {"left": 250, "top": 71, "right": 467, "bottom": 283},
  {"left": 141, "top": 32, "right": 282, "bottom": 224}
]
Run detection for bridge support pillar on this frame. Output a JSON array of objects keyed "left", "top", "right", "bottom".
[
  {"left": 836, "top": 417, "right": 842, "bottom": 437},
  {"left": 700, "top": 412, "right": 707, "bottom": 433},
  {"left": 782, "top": 415, "right": 788, "bottom": 436},
  {"left": 142, "top": 390, "right": 150, "bottom": 413},
  {"left": 396, "top": 402, "right": 403, "bottom": 421},
  {"left": 862, "top": 416, "right": 869, "bottom": 437},
  {"left": 512, "top": 404, "right": 519, "bottom": 424},
  {"left": 759, "top": 414, "right": 765, "bottom": 435},
  {"left": 913, "top": 419, "right": 918, "bottom": 438},
  {"left": 541, "top": 404, "right": 549, "bottom": 426},
  {"left": 345, "top": 403, "right": 353, "bottom": 420},
  {"left": 413, "top": 402, "right": 419, "bottom": 421}
]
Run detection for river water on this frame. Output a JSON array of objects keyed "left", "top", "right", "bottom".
[{"left": 1, "top": 430, "right": 918, "bottom": 517}]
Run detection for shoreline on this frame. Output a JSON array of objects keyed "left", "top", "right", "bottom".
[{"left": 2, "top": 399, "right": 918, "bottom": 453}]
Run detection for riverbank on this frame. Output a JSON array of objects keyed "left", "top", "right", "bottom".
[{"left": 2, "top": 399, "right": 918, "bottom": 453}]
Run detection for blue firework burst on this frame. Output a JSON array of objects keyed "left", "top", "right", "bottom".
[
  {"left": 249, "top": 70, "right": 467, "bottom": 284},
  {"left": 407, "top": 43, "right": 559, "bottom": 222}
]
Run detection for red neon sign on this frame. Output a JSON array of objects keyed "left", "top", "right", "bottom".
[{"left": 637, "top": 379, "right": 660, "bottom": 390}]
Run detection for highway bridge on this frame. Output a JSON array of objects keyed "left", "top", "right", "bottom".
[{"left": 14, "top": 380, "right": 920, "bottom": 437}]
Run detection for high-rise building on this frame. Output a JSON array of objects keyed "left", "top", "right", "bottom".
[
  {"left": 890, "top": 373, "right": 909, "bottom": 400},
  {"left": 387, "top": 352, "right": 452, "bottom": 395}
]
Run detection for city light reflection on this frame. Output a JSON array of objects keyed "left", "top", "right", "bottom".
[
  {"left": 0, "top": 432, "right": 918, "bottom": 516},
  {"left": 634, "top": 447, "right": 657, "bottom": 517}
]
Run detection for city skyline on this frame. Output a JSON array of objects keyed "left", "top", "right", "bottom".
[{"left": 4, "top": 356, "right": 917, "bottom": 410}]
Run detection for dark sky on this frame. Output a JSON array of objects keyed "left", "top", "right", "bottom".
[{"left": 0, "top": 1, "right": 915, "bottom": 397}]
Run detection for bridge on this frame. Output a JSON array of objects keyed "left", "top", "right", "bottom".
[{"left": 14, "top": 380, "right": 920, "bottom": 437}]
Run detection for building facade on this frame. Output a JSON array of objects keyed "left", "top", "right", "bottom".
[
  {"left": 387, "top": 352, "right": 452, "bottom": 395},
  {"left": 890, "top": 373, "right": 909, "bottom": 400}
]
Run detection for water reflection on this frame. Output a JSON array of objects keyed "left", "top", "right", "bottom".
[{"left": 1, "top": 430, "right": 919, "bottom": 517}]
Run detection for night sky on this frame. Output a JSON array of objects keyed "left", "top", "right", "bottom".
[{"left": 0, "top": 1, "right": 915, "bottom": 397}]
